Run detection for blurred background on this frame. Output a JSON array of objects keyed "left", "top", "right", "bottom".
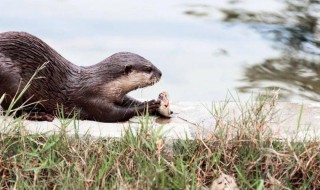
[{"left": 1, "top": 0, "right": 320, "bottom": 102}]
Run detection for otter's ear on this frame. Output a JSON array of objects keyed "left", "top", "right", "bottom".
[{"left": 124, "top": 65, "right": 133, "bottom": 74}]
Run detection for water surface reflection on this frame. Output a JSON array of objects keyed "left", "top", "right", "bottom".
[
  {"left": 1, "top": 0, "right": 319, "bottom": 102},
  {"left": 217, "top": 0, "right": 320, "bottom": 101}
]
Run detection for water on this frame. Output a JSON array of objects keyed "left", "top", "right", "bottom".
[{"left": 1, "top": 0, "right": 319, "bottom": 102}]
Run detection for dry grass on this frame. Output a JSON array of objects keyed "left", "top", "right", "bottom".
[{"left": 0, "top": 87, "right": 319, "bottom": 189}]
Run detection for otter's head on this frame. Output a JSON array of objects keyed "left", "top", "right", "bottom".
[{"left": 99, "top": 52, "right": 162, "bottom": 97}]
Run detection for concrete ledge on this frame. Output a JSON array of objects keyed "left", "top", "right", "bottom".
[{"left": 1, "top": 102, "right": 320, "bottom": 140}]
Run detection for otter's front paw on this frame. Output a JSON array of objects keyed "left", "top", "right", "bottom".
[
  {"left": 147, "top": 99, "right": 161, "bottom": 112},
  {"left": 138, "top": 99, "right": 160, "bottom": 115}
]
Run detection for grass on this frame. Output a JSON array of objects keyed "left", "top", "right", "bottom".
[{"left": 0, "top": 73, "right": 319, "bottom": 189}]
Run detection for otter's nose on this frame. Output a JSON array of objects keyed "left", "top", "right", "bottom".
[{"left": 159, "top": 71, "right": 162, "bottom": 77}]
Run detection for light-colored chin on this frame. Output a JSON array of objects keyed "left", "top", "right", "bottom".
[
  {"left": 127, "top": 71, "right": 160, "bottom": 90},
  {"left": 101, "top": 71, "right": 159, "bottom": 99},
  {"left": 132, "top": 76, "right": 159, "bottom": 91}
]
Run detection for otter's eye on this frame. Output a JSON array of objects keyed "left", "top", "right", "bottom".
[
  {"left": 146, "top": 67, "right": 153, "bottom": 73},
  {"left": 124, "top": 65, "right": 133, "bottom": 74}
]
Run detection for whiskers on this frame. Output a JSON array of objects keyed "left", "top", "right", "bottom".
[{"left": 149, "top": 76, "right": 160, "bottom": 86}]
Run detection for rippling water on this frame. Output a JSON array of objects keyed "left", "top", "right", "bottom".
[{"left": 1, "top": 0, "right": 319, "bottom": 102}]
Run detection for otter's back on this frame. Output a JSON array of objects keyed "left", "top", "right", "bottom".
[{"left": 0, "top": 32, "right": 79, "bottom": 111}]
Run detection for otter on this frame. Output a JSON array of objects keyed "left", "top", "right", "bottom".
[{"left": 0, "top": 31, "right": 162, "bottom": 122}]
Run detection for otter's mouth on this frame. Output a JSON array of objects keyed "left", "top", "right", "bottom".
[
  {"left": 134, "top": 76, "right": 160, "bottom": 91},
  {"left": 150, "top": 76, "right": 160, "bottom": 86}
]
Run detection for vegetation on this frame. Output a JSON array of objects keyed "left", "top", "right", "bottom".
[{"left": 0, "top": 90, "right": 319, "bottom": 190}]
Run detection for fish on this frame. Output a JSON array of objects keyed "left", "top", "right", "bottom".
[{"left": 157, "top": 92, "right": 172, "bottom": 117}]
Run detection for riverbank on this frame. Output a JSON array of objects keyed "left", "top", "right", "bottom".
[
  {"left": 1, "top": 95, "right": 320, "bottom": 189},
  {"left": 1, "top": 100, "right": 319, "bottom": 141}
]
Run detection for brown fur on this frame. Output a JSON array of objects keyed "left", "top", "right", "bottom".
[{"left": 0, "top": 31, "right": 162, "bottom": 122}]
